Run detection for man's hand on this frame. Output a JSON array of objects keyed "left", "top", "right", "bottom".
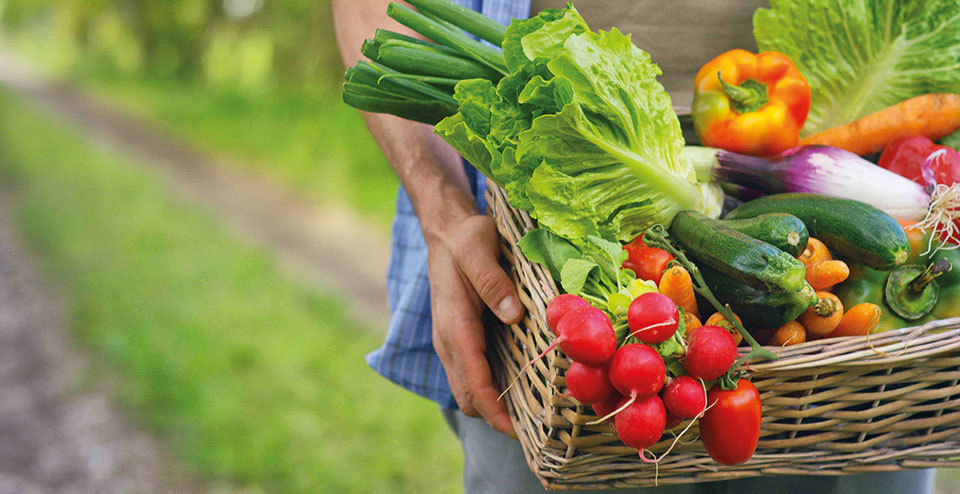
[
  {"left": 332, "top": 0, "right": 525, "bottom": 436},
  {"left": 426, "top": 213, "right": 524, "bottom": 436}
]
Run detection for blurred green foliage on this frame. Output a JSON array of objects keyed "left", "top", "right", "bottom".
[
  {"left": 0, "top": 87, "right": 461, "bottom": 493},
  {"left": 1, "top": 0, "right": 399, "bottom": 226},
  {"left": 0, "top": 0, "right": 344, "bottom": 89}
]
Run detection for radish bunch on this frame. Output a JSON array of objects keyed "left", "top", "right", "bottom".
[{"left": 546, "top": 290, "right": 739, "bottom": 455}]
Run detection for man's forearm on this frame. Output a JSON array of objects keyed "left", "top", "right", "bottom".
[{"left": 331, "top": 0, "right": 477, "bottom": 237}]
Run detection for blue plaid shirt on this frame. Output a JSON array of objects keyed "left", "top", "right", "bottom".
[{"left": 366, "top": 0, "right": 531, "bottom": 409}]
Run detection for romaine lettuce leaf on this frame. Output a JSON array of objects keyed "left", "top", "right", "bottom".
[
  {"left": 754, "top": 0, "right": 960, "bottom": 135},
  {"left": 435, "top": 5, "right": 720, "bottom": 242}
]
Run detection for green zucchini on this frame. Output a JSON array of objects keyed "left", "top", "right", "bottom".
[
  {"left": 670, "top": 210, "right": 807, "bottom": 293},
  {"left": 724, "top": 193, "right": 909, "bottom": 270},
  {"left": 721, "top": 213, "right": 809, "bottom": 257},
  {"left": 698, "top": 264, "right": 818, "bottom": 330}
]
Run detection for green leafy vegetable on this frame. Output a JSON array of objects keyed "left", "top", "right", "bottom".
[
  {"left": 436, "top": 5, "right": 722, "bottom": 242},
  {"left": 754, "top": 0, "right": 960, "bottom": 135},
  {"left": 517, "top": 228, "right": 580, "bottom": 280},
  {"left": 560, "top": 258, "right": 599, "bottom": 295}
]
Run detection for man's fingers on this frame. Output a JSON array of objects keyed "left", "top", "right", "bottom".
[
  {"left": 448, "top": 314, "right": 515, "bottom": 436},
  {"left": 437, "top": 342, "right": 477, "bottom": 418},
  {"left": 455, "top": 219, "right": 524, "bottom": 325}
]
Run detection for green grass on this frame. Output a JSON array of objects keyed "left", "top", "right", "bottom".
[
  {"left": 73, "top": 67, "right": 399, "bottom": 228},
  {"left": 0, "top": 88, "right": 461, "bottom": 493}
]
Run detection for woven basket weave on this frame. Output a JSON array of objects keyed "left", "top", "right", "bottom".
[{"left": 485, "top": 180, "right": 960, "bottom": 490}]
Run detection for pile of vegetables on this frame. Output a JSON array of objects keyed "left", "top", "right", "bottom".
[{"left": 342, "top": 0, "right": 960, "bottom": 468}]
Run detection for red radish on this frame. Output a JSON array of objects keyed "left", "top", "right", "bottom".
[
  {"left": 683, "top": 325, "right": 738, "bottom": 380},
  {"left": 627, "top": 292, "right": 679, "bottom": 344},
  {"left": 555, "top": 307, "right": 617, "bottom": 366},
  {"left": 565, "top": 362, "right": 616, "bottom": 405},
  {"left": 499, "top": 306, "right": 616, "bottom": 400},
  {"left": 614, "top": 394, "right": 666, "bottom": 450},
  {"left": 592, "top": 393, "right": 623, "bottom": 417},
  {"left": 664, "top": 410, "right": 682, "bottom": 430},
  {"left": 661, "top": 376, "right": 707, "bottom": 418},
  {"left": 609, "top": 344, "right": 666, "bottom": 399},
  {"left": 588, "top": 344, "right": 666, "bottom": 425},
  {"left": 545, "top": 294, "right": 591, "bottom": 334}
]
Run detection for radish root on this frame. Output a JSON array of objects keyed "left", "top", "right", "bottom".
[
  {"left": 917, "top": 181, "right": 960, "bottom": 256},
  {"left": 586, "top": 391, "right": 636, "bottom": 425},
  {"left": 626, "top": 320, "right": 676, "bottom": 341},
  {"left": 637, "top": 380, "right": 713, "bottom": 486},
  {"left": 498, "top": 339, "right": 560, "bottom": 401}
]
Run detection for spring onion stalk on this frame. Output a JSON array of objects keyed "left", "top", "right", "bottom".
[
  {"left": 376, "top": 42, "right": 503, "bottom": 80},
  {"left": 342, "top": 61, "right": 458, "bottom": 124},
  {"left": 373, "top": 29, "right": 462, "bottom": 58},
  {"left": 386, "top": 3, "right": 506, "bottom": 76},
  {"left": 361, "top": 39, "right": 381, "bottom": 61},
  {"left": 374, "top": 73, "right": 461, "bottom": 87},
  {"left": 405, "top": 0, "right": 507, "bottom": 46},
  {"left": 350, "top": 61, "right": 457, "bottom": 104}
]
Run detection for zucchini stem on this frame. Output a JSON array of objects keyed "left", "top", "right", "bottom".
[{"left": 643, "top": 225, "right": 777, "bottom": 388}]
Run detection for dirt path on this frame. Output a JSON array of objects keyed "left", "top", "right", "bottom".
[
  {"left": 0, "top": 49, "right": 391, "bottom": 329},
  {"left": 0, "top": 191, "right": 230, "bottom": 494}
]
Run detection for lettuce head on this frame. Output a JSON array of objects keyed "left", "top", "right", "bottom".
[
  {"left": 434, "top": 6, "right": 722, "bottom": 242},
  {"left": 755, "top": 0, "right": 960, "bottom": 135}
]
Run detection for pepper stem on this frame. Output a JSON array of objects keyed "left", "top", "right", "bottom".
[
  {"left": 717, "top": 71, "right": 769, "bottom": 114},
  {"left": 909, "top": 258, "right": 952, "bottom": 294}
]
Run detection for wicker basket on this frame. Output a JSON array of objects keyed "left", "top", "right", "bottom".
[{"left": 485, "top": 180, "right": 960, "bottom": 490}]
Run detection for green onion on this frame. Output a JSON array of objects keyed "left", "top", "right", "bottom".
[
  {"left": 375, "top": 73, "right": 461, "bottom": 87},
  {"left": 373, "top": 29, "right": 461, "bottom": 57},
  {"left": 386, "top": 3, "right": 506, "bottom": 75},
  {"left": 405, "top": 0, "right": 507, "bottom": 46},
  {"left": 377, "top": 43, "right": 502, "bottom": 80},
  {"left": 361, "top": 39, "right": 381, "bottom": 61},
  {"left": 349, "top": 61, "right": 457, "bottom": 105},
  {"left": 342, "top": 89, "right": 456, "bottom": 125}
]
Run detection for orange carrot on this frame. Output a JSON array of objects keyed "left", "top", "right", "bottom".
[
  {"left": 659, "top": 265, "right": 698, "bottom": 318},
  {"left": 799, "top": 291, "right": 844, "bottom": 337},
  {"left": 799, "top": 93, "right": 960, "bottom": 156},
  {"left": 772, "top": 321, "right": 806, "bottom": 346},
  {"left": 797, "top": 237, "right": 831, "bottom": 267},
  {"left": 827, "top": 303, "right": 882, "bottom": 338},
  {"left": 684, "top": 312, "right": 702, "bottom": 335},
  {"left": 805, "top": 260, "right": 850, "bottom": 291},
  {"left": 705, "top": 311, "right": 743, "bottom": 346}
]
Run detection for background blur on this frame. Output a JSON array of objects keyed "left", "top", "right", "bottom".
[{"left": 0, "top": 1, "right": 954, "bottom": 493}]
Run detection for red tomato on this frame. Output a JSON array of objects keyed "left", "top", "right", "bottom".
[
  {"left": 878, "top": 135, "right": 936, "bottom": 185},
  {"left": 879, "top": 134, "right": 960, "bottom": 187},
  {"left": 879, "top": 135, "right": 960, "bottom": 244},
  {"left": 622, "top": 244, "right": 674, "bottom": 285},
  {"left": 699, "top": 380, "right": 761, "bottom": 466}
]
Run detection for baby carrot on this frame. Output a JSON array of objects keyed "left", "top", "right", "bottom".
[
  {"left": 772, "top": 321, "right": 806, "bottom": 346},
  {"left": 705, "top": 311, "right": 743, "bottom": 346},
  {"left": 799, "top": 93, "right": 960, "bottom": 156},
  {"left": 797, "top": 237, "right": 831, "bottom": 267},
  {"left": 659, "top": 265, "right": 698, "bottom": 318},
  {"left": 827, "top": 303, "right": 882, "bottom": 338},
  {"left": 684, "top": 311, "right": 702, "bottom": 335},
  {"left": 799, "top": 291, "right": 844, "bottom": 337},
  {"left": 805, "top": 259, "right": 850, "bottom": 291}
]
